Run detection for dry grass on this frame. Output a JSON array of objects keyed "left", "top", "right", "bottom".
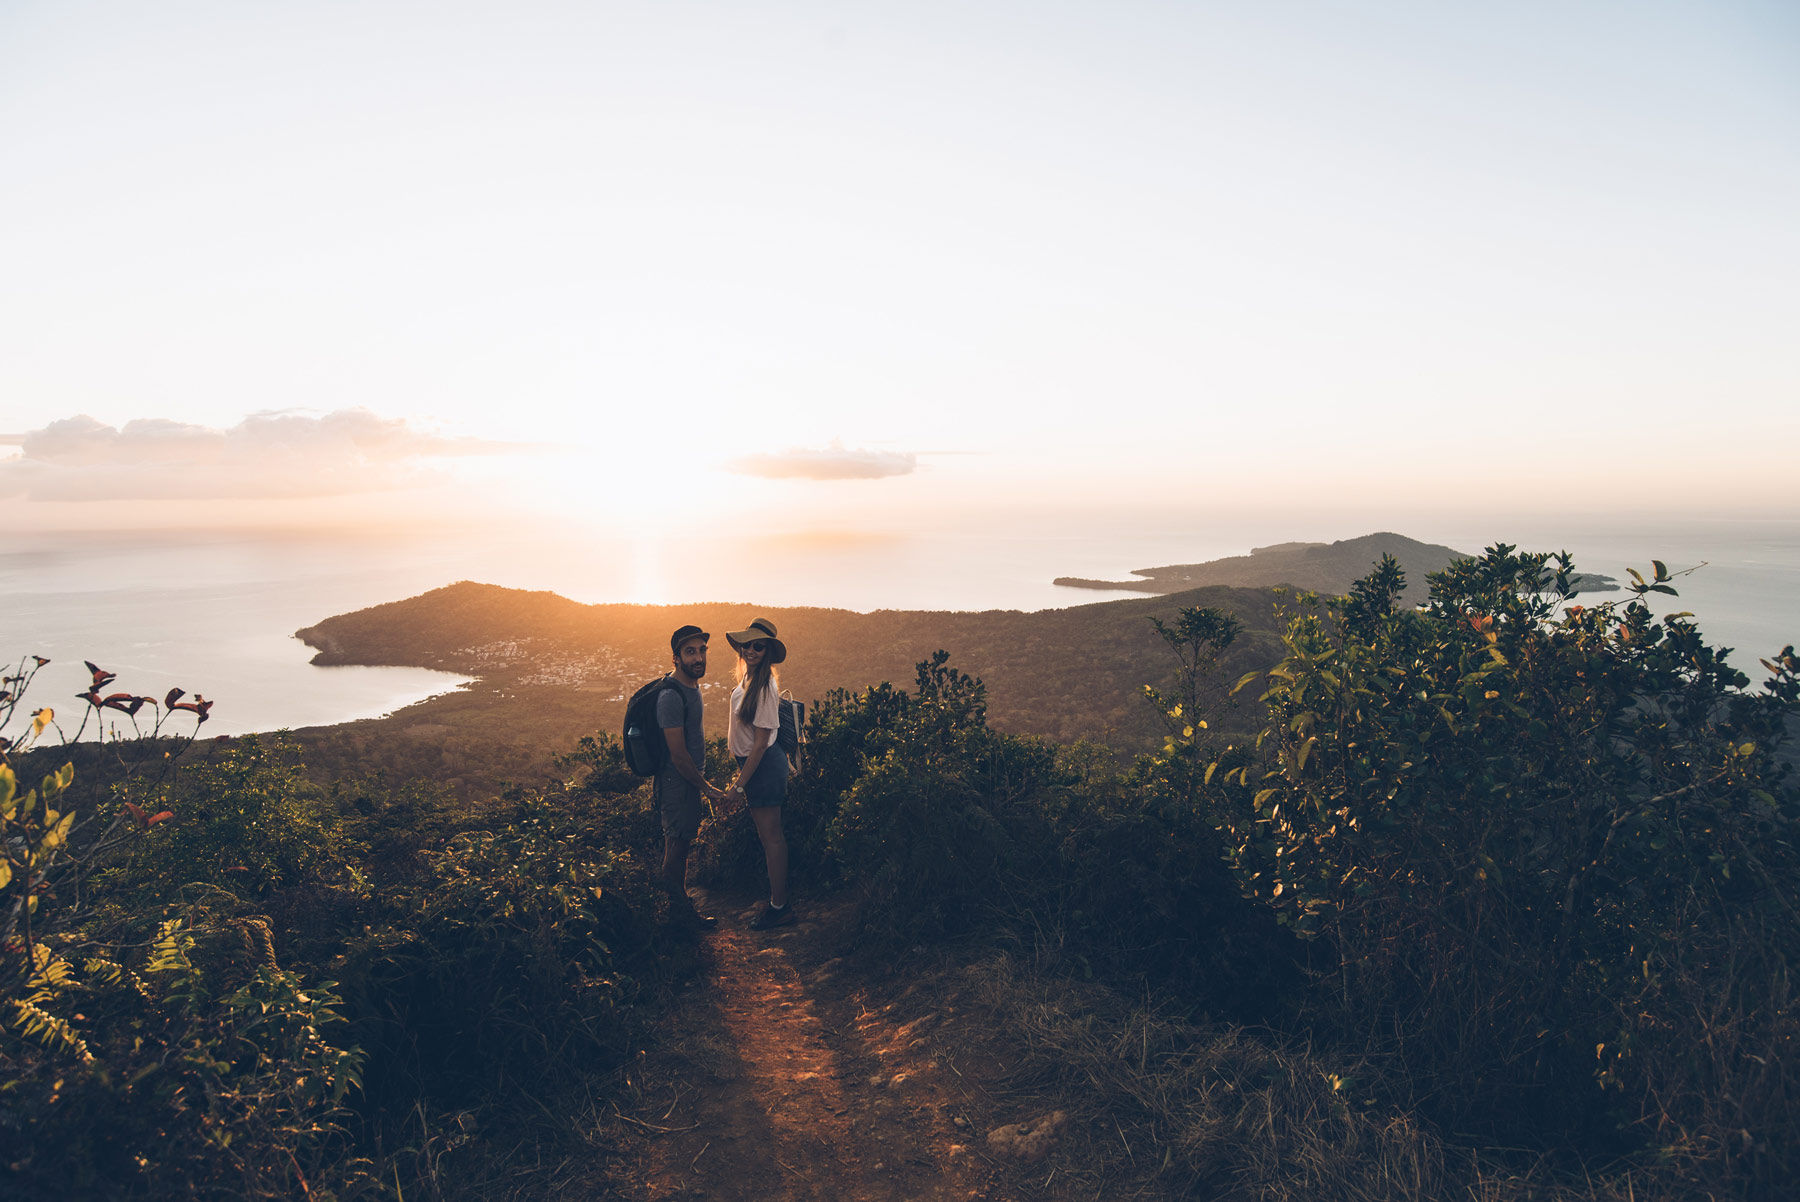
[{"left": 960, "top": 948, "right": 1690, "bottom": 1202}]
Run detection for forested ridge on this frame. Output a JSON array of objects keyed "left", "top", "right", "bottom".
[{"left": 3, "top": 545, "right": 1795, "bottom": 1201}]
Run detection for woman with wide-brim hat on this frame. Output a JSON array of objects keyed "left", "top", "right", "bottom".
[{"left": 725, "top": 616, "right": 794, "bottom": 930}]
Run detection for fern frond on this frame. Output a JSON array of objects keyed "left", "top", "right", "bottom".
[
  {"left": 21, "top": 943, "right": 77, "bottom": 1006},
  {"left": 84, "top": 956, "right": 153, "bottom": 1001},
  {"left": 3, "top": 998, "right": 94, "bottom": 1063}
]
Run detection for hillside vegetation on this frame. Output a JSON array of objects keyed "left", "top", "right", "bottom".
[
  {"left": 3, "top": 544, "right": 1794, "bottom": 1201},
  {"left": 287, "top": 580, "right": 1290, "bottom": 793}
]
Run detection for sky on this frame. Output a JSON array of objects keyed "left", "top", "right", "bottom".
[{"left": 2, "top": 0, "right": 1798, "bottom": 536}]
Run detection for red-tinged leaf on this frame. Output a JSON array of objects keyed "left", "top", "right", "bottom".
[
  {"left": 147, "top": 811, "right": 173, "bottom": 826},
  {"left": 164, "top": 688, "right": 186, "bottom": 707},
  {"left": 32, "top": 656, "right": 50, "bottom": 666},
  {"left": 77, "top": 689, "right": 103, "bottom": 707},
  {"left": 123, "top": 802, "right": 148, "bottom": 827},
  {"left": 85, "top": 661, "right": 116, "bottom": 687}
]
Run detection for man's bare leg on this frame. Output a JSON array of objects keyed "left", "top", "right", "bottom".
[{"left": 660, "top": 833, "right": 692, "bottom": 897}]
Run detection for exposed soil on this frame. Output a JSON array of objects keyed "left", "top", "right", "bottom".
[{"left": 591, "top": 889, "right": 1074, "bottom": 1202}]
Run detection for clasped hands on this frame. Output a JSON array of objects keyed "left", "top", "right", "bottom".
[{"left": 704, "top": 781, "right": 748, "bottom": 806}]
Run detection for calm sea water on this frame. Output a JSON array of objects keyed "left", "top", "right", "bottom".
[{"left": 2, "top": 515, "right": 1794, "bottom": 738}]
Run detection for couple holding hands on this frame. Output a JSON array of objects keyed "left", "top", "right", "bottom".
[{"left": 654, "top": 618, "right": 792, "bottom": 931}]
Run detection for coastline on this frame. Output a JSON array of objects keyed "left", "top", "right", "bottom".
[{"left": 7, "top": 520, "right": 1791, "bottom": 744}]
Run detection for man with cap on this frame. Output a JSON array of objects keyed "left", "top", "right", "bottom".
[{"left": 657, "top": 623, "right": 728, "bottom": 928}]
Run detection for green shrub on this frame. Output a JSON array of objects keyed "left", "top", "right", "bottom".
[
  {"left": 1199, "top": 547, "right": 1800, "bottom": 1193},
  {"left": 813, "top": 653, "right": 1062, "bottom": 948},
  {"left": 3, "top": 899, "right": 367, "bottom": 1198},
  {"left": 1, "top": 659, "right": 668, "bottom": 1200},
  {"left": 103, "top": 735, "right": 353, "bottom": 902},
  {"left": 2, "top": 668, "right": 372, "bottom": 1201},
  {"left": 784, "top": 650, "right": 1282, "bottom": 998},
  {"left": 331, "top": 770, "right": 466, "bottom": 878},
  {"left": 1036, "top": 743, "right": 1301, "bottom": 1021},
  {"left": 332, "top": 790, "right": 656, "bottom": 1116}
]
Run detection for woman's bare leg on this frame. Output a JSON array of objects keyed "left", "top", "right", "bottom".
[{"left": 749, "top": 806, "right": 788, "bottom": 908}]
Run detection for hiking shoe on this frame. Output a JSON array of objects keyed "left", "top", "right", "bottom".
[
  {"left": 670, "top": 899, "right": 717, "bottom": 930},
  {"left": 749, "top": 903, "right": 795, "bottom": 931}
]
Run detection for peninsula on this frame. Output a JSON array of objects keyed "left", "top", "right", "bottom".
[
  {"left": 1055, "top": 531, "right": 1618, "bottom": 599},
  {"left": 285, "top": 532, "right": 1610, "bottom": 793}
]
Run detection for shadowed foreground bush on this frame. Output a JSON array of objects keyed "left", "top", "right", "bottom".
[
  {"left": 2, "top": 708, "right": 667, "bottom": 1200},
  {"left": 1192, "top": 549, "right": 1800, "bottom": 1196}
]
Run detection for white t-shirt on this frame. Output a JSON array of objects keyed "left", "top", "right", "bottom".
[{"left": 727, "top": 679, "right": 780, "bottom": 758}]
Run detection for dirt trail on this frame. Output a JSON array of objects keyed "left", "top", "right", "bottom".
[{"left": 600, "top": 889, "right": 1013, "bottom": 1202}]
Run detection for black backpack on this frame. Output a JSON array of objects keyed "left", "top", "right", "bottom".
[
  {"left": 622, "top": 675, "right": 691, "bottom": 777},
  {"left": 777, "top": 693, "right": 804, "bottom": 762}
]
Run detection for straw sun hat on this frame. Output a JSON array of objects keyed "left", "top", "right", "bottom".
[{"left": 725, "top": 617, "right": 787, "bottom": 664}]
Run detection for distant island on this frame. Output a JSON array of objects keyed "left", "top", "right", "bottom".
[{"left": 1055, "top": 531, "right": 1618, "bottom": 599}]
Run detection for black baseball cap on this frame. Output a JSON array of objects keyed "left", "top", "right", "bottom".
[{"left": 670, "top": 624, "right": 710, "bottom": 653}]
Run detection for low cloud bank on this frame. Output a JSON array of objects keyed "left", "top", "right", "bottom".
[
  {"left": 0, "top": 410, "right": 521, "bottom": 501},
  {"left": 727, "top": 442, "right": 917, "bottom": 481}
]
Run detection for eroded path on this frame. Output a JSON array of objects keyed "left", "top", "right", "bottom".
[{"left": 602, "top": 890, "right": 1003, "bottom": 1202}]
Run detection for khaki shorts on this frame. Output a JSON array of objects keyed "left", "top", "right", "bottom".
[{"left": 656, "top": 777, "right": 702, "bottom": 841}]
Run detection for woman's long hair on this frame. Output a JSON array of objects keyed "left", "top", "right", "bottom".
[{"left": 736, "top": 651, "right": 779, "bottom": 725}]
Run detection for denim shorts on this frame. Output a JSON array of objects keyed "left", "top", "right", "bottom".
[{"left": 735, "top": 747, "right": 789, "bottom": 807}]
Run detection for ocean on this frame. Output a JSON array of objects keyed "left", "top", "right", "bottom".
[{"left": 2, "top": 515, "right": 1794, "bottom": 739}]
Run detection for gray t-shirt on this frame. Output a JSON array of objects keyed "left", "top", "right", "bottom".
[{"left": 653, "top": 678, "right": 704, "bottom": 807}]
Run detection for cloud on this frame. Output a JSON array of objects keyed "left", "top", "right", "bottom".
[
  {"left": 0, "top": 409, "right": 526, "bottom": 502},
  {"left": 725, "top": 442, "right": 917, "bottom": 481}
]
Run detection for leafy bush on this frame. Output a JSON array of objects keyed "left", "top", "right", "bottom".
[
  {"left": 1033, "top": 741, "right": 1301, "bottom": 1021},
  {"left": 331, "top": 788, "right": 658, "bottom": 1120},
  {"left": 1198, "top": 547, "right": 1800, "bottom": 1193},
  {"left": 807, "top": 653, "right": 1063, "bottom": 947},
  {"left": 786, "top": 649, "right": 1283, "bottom": 999},
  {"left": 0, "top": 657, "right": 375, "bottom": 1200},
  {"left": 3, "top": 914, "right": 366, "bottom": 1199},
  {"left": 2, "top": 656, "right": 669, "bottom": 1200},
  {"left": 2, "top": 758, "right": 366, "bottom": 1198},
  {"left": 102, "top": 735, "right": 353, "bottom": 902}
]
